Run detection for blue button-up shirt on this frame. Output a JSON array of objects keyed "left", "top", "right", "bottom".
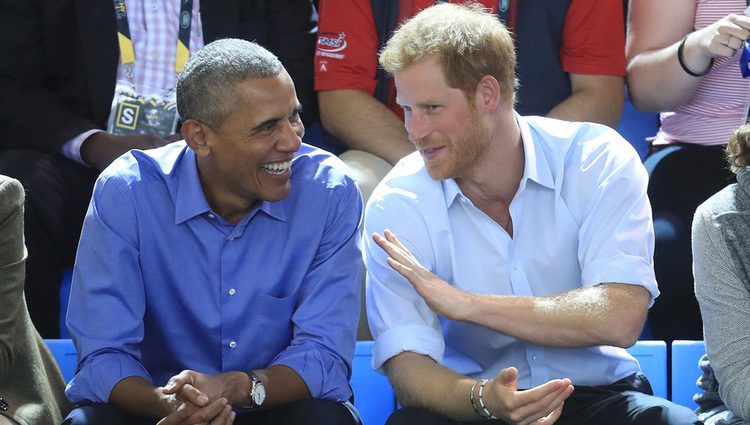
[
  {"left": 364, "top": 115, "right": 658, "bottom": 388},
  {"left": 66, "top": 142, "right": 362, "bottom": 404}
]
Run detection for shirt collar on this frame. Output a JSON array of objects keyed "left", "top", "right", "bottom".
[
  {"left": 516, "top": 112, "right": 554, "bottom": 191},
  {"left": 173, "top": 147, "right": 286, "bottom": 225},
  {"left": 441, "top": 113, "right": 556, "bottom": 207},
  {"left": 174, "top": 147, "right": 211, "bottom": 224}
]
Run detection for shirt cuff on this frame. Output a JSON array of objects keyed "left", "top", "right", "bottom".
[
  {"left": 62, "top": 129, "right": 103, "bottom": 165},
  {"left": 271, "top": 344, "right": 352, "bottom": 401},
  {"left": 582, "top": 255, "right": 660, "bottom": 306},
  {"left": 372, "top": 324, "right": 445, "bottom": 374},
  {"left": 65, "top": 352, "right": 152, "bottom": 404}
]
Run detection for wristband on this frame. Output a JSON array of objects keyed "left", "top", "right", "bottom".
[
  {"left": 677, "top": 34, "right": 713, "bottom": 77},
  {"left": 477, "top": 379, "right": 499, "bottom": 420}
]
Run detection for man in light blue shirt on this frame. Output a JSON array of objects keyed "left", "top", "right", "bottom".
[
  {"left": 63, "top": 39, "right": 362, "bottom": 425},
  {"left": 363, "top": 3, "right": 699, "bottom": 425}
]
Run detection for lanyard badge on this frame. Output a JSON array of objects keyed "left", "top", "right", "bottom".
[{"left": 107, "top": 0, "right": 192, "bottom": 136}]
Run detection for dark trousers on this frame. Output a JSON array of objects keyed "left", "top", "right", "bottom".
[
  {"left": 643, "top": 143, "right": 735, "bottom": 342},
  {"left": 0, "top": 149, "right": 98, "bottom": 338},
  {"left": 386, "top": 373, "right": 700, "bottom": 425},
  {"left": 63, "top": 398, "right": 358, "bottom": 425}
]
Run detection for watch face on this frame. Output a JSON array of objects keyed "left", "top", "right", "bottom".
[{"left": 253, "top": 383, "right": 266, "bottom": 405}]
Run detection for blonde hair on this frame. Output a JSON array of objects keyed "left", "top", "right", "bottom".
[
  {"left": 379, "top": 2, "right": 517, "bottom": 105},
  {"left": 726, "top": 124, "right": 750, "bottom": 174}
]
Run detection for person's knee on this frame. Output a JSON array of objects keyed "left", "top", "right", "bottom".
[
  {"left": 62, "top": 404, "right": 151, "bottom": 425},
  {"left": 385, "top": 407, "right": 459, "bottom": 425},
  {"left": 631, "top": 400, "right": 700, "bottom": 425},
  {"left": 268, "top": 398, "right": 355, "bottom": 425}
]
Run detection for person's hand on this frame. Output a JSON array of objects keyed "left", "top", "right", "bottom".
[
  {"left": 692, "top": 13, "right": 750, "bottom": 59},
  {"left": 81, "top": 132, "right": 178, "bottom": 170},
  {"left": 157, "top": 370, "right": 237, "bottom": 425},
  {"left": 157, "top": 394, "right": 234, "bottom": 425},
  {"left": 482, "top": 367, "right": 574, "bottom": 425},
  {"left": 372, "top": 229, "right": 472, "bottom": 321}
]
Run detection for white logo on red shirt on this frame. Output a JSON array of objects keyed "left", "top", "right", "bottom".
[{"left": 316, "top": 32, "right": 347, "bottom": 59}]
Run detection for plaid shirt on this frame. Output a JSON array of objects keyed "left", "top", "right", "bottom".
[{"left": 117, "top": 0, "right": 204, "bottom": 92}]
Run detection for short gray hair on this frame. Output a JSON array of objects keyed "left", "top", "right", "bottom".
[{"left": 176, "top": 38, "right": 284, "bottom": 128}]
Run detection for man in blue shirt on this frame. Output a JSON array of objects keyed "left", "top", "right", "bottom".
[
  {"left": 363, "top": 3, "right": 699, "bottom": 425},
  {"left": 63, "top": 39, "right": 362, "bottom": 425}
]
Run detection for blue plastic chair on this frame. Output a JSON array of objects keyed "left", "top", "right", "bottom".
[
  {"left": 615, "top": 89, "right": 660, "bottom": 161},
  {"left": 44, "top": 338, "right": 77, "bottom": 383},
  {"left": 671, "top": 340, "right": 705, "bottom": 409},
  {"left": 351, "top": 341, "right": 396, "bottom": 425},
  {"left": 626, "top": 340, "right": 667, "bottom": 399}
]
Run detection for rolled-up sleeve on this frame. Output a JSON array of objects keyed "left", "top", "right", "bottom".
[
  {"left": 271, "top": 180, "right": 363, "bottom": 401},
  {"left": 574, "top": 131, "right": 658, "bottom": 303},
  {"left": 65, "top": 174, "right": 151, "bottom": 404},
  {"left": 363, "top": 187, "right": 446, "bottom": 373}
]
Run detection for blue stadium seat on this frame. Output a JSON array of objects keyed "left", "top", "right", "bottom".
[
  {"left": 627, "top": 340, "right": 667, "bottom": 399},
  {"left": 59, "top": 268, "right": 73, "bottom": 338},
  {"left": 616, "top": 89, "right": 660, "bottom": 161},
  {"left": 44, "top": 338, "right": 77, "bottom": 383},
  {"left": 43, "top": 338, "right": 669, "bottom": 422},
  {"left": 671, "top": 340, "right": 705, "bottom": 409},
  {"left": 351, "top": 341, "right": 396, "bottom": 425}
]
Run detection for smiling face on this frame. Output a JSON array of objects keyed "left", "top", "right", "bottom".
[
  {"left": 395, "top": 57, "right": 492, "bottom": 181},
  {"left": 193, "top": 71, "right": 303, "bottom": 218}
]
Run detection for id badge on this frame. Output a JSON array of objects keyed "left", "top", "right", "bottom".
[{"left": 107, "top": 81, "right": 179, "bottom": 137}]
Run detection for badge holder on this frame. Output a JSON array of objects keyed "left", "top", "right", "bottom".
[{"left": 107, "top": 80, "right": 179, "bottom": 138}]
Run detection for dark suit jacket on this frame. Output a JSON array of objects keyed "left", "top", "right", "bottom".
[
  {"left": 0, "top": 175, "right": 71, "bottom": 425},
  {"left": 0, "top": 0, "right": 318, "bottom": 153}
]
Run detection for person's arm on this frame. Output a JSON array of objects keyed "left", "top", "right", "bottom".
[
  {"left": 548, "top": 0, "right": 624, "bottom": 127},
  {"left": 264, "top": 176, "right": 363, "bottom": 401},
  {"left": 0, "top": 3, "right": 173, "bottom": 168},
  {"left": 315, "top": 0, "right": 414, "bottom": 164},
  {"left": 109, "top": 376, "right": 234, "bottom": 424},
  {"left": 693, "top": 199, "right": 750, "bottom": 421},
  {"left": 319, "top": 90, "right": 413, "bottom": 165},
  {"left": 384, "top": 352, "right": 572, "bottom": 423},
  {"left": 161, "top": 365, "right": 310, "bottom": 410},
  {"left": 79, "top": 132, "right": 176, "bottom": 171},
  {"left": 0, "top": 177, "right": 26, "bottom": 377},
  {"left": 546, "top": 74, "right": 624, "bottom": 128},
  {"left": 374, "top": 230, "right": 649, "bottom": 349},
  {"left": 626, "top": 0, "right": 750, "bottom": 112}
]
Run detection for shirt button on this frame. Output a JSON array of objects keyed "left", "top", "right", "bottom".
[
  {"left": 532, "top": 354, "right": 537, "bottom": 361},
  {"left": 207, "top": 213, "right": 215, "bottom": 219},
  {"left": 228, "top": 288, "right": 236, "bottom": 296},
  {"left": 229, "top": 340, "right": 237, "bottom": 348},
  {"left": 227, "top": 236, "right": 235, "bottom": 241}
]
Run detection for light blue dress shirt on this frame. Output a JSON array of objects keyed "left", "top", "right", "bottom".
[
  {"left": 364, "top": 115, "right": 658, "bottom": 388},
  {"left": 65, "top": 142, "right": 362, "bottom": 404}
]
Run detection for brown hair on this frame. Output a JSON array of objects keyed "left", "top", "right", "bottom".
[
  {"left": 726, "top": 124, "right": 750, "bottom": 174},
  {"left": 378, "top": 2, "right": 517, "bottom": 106}
]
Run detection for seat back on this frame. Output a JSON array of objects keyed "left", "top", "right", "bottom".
[
  {"left": 627, "top": 340, "right": 668, "bottom": 398},
  {"left": 44, "top": 338, "right": 77, "bottom": 383},
  {"left": 671, "top": 340, "right": 705, "bottom": 409}
]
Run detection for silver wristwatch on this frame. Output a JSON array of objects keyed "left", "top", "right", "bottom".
[{"left": 245, "top": 371, "right": 266, "bottom": 409}]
